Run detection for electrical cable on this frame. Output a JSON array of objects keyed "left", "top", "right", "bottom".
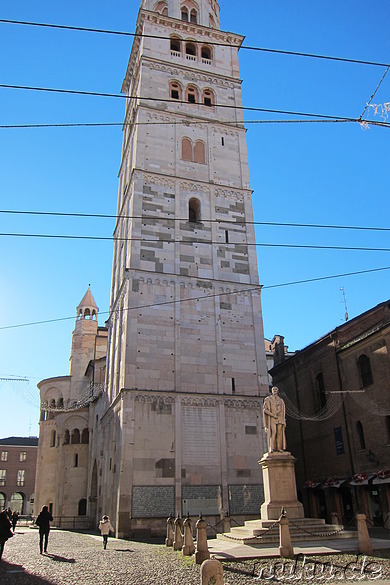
[
  {"left": 0, "top": 265, "right": 389, "bottom": 331},
  {"left": 1, "top": 231, "right": 390, "bottom": 253},
  {"left": 359, "top": 65, "right": 390, "bottom": 121},
  {"left": 0, "top": 118, "right": 365, "bottom": 129},
  {"left": 0, "top": 83, "right": 359, "bottom": 122},
  {"left": 1, "top": 18, "right": 389, "bottom": 68},
  {"left": 1, "top": 209, "right": 390, "bottom": 233}
]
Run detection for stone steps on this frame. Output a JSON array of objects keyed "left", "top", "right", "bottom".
[{"left": 217, "top": 518, "right": 357, "bottom": 545}]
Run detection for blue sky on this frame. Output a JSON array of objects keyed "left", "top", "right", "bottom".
[{"left": 0, "top": 0, "right": 389, "bottom": 438}]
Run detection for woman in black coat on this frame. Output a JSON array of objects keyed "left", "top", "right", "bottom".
[
  {"left": 0, "top": 510, "right": 13, "bottom": 560},
  {"left": 35, "top": 506, "right": 53, "bottom": 554}
]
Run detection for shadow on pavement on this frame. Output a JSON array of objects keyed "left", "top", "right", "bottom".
[
  {"left": 45, "top": 553, "right": 76, "bottom": 563},
  {"left": 0, "top": 560, "right": 55, "bottom": 584}
]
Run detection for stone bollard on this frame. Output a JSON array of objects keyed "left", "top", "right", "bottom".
[
  {"left": 182, "top": 514, "right": 195, "bottom": 556},
  {"left": 357, "top": 513, "right": 373, "bottom": 555},
  {"left": 279, "top": 512, "right": 294, "bottom": 559},
  {"left": 200, "top": 559, "right": 224, "bottom": 585},
  {"left": 195, "top": 515, "right": 210, "bottom": 565},
  {"left": 165, "top": 515, "right": 174, "bottom": 547},
  {"left": 173, "top": 515, "right": 183, "bottom": 551},
  {"left": 221, "top": 510, "right": 231, "bottom": 533},
  {"left": 331, "top": 512, "right": 339, "bottom": 525}
]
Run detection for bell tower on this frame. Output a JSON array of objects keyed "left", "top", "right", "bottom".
[
  {"left": 102, "top": 0, "right": 269, "bottom": 535},
  {"left": 68, "top": 285, "right": 99, "bottom": 402},
  {"left": 141, "top": 0, "right": 220, "bottom": 28}
]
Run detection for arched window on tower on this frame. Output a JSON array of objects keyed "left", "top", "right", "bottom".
[
  {"left": 182, "top": 138, "right": 193, "bottom": 161},
  {"left": 201, "top": 46, "right": 212, "bottom": 64},
  {"left": 357, "top": 354, "right": 373, "bottom": 387},
  {"left": 169, "top": 81, "right": 182, "bottom": 100},
  {"left": 202, "top": 89, "right": 214, "bottom": 107},
  {"left": 185, "top": 43, "right": 197, "bottom": 61},
  {"left": 81, "top": 428, "right": 89, "bottom": 444},
  {"left": 193, "top": 140, "right": 206, "bottom": 164},
  {"left": 71, "top": 428, "right": 80, "bottom": 444},
  {"left": 186, "top": 85, "right": 198, "bottom": 104},
  {"left": 50, "top": 430, "right": 56, "bottom": 448},
  {"left": 356, "top": 421, "right": 366, "bottom": 449},
  {"left": 84, "top": 308, "right": 91, "bottom": 319},
  {"left": 63, "top": 429, "right": 70, "bottom": 445},
  {"left": 190, "top": 9, "right": 197, "bottom": 23},
  {"left": 154, "top": 1, "right": 168, "bottom": 14},
  {"left": 209, "top": 14, "right": 216, "bottom": 28},
  {"left": 78, "top": 498, "right": 87, "bottom": 516},
  {"left": 181, "top": 7, "right": 189, "bottom": 21},
  {"left": 170, "top": 37, "right": 181, "bottom": 56},
  {"left": 189, "top": 198, "right": 200, "bottom": 223}
]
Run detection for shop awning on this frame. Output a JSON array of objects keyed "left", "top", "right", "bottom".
[
  {"left": 323, "top": 478, "right": 347, "bottom": 488},
  {"left": 350, "top": 473, "right": 375, "bottom": 486},
  {"left": 373, "top": 470, "right": 390, "bottom": 485},
  {"left": 372, "top": 477, "right": 390, "bottom": 485},
  {"left": 303, "top": 480, "right": 322, "bottom": 489}
]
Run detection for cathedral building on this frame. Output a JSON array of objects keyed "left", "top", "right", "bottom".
[{"left": 35, "top": 0, "right": 270, "bottom": 536}]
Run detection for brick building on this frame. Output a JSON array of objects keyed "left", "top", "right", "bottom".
[
  {"left": 270, "top": 299, "right": 390, "bottom": 528},
  {"left": 0, "top": 436, "right": 38, "bottom": 514}
]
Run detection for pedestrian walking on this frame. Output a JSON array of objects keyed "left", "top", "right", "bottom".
[
  {"left": 35, "top": 505, "right": 53, "bottom": 554},
  {"left": 0, "top": 509, "right": 13, "bottom": 560},
  {"left": 11, "top": 510, "right": 19, "bottom": 532},
  {"left": 99, "top": 515, "right": 114, "bottom": 549}
]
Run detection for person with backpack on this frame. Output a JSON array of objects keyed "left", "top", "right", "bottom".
[
  {"left": 35, "top": 505, "right": 53, "bottom": 554},
  {"left": 98, "top": 515, "right": 114, "bottom": 549}
]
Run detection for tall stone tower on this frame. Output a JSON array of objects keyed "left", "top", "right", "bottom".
[
  {"left": 101, "top": 0, "right": 270, "bottom": 535},
  {"left": 35, "top": 287, "right": 107, "bottom": 521}
]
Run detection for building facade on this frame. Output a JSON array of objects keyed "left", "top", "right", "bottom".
[
  {"left": 270, "top": 300, "right": 390, "bottom": 528},
  {"left": 34, "top": 288, "right": 108, "bottom": 526},
  {"left": 35, "top": 0, "right": 271, "bottom": 536},
  {"left": 0, "top": 437, "right": 38, "bottom": 514}
]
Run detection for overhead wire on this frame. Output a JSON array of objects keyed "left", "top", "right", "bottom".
[
  {"left": 0, "top": 265, "right": 389, "bottom": 332},
  {"left": 0, "top": 83, "right": 360, "bottom": 123},
  {"left": 1, "top": 231, "right": 390, "bottom": 253},
  {"left": 1, "top": 209, "right": 390, "bottom": 233},
  {"left": 359, "top": 65, "right": 390, "bottom": 121},
  {"left": 0, "top": 18, "right": 389, "bottom": 68}
]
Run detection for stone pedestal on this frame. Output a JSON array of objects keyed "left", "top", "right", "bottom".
[{"left": 259, "top": 451, "right": 304, "bottom": 520}]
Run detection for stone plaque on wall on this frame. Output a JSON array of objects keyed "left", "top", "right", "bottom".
[
  {"left": 229, "top": 484, "right": 264, "bottom": 515},
  {"left": 132, "top": 486, "right": 174, "bottom": 518},
  {"left": 182, "top": 485, "right": 220, "bottom": 516},
  {"left": 182, "top": 406, "right": 219, "bottom": 466}
]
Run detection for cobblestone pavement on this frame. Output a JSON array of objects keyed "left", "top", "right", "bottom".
[
  {"left": 0, "top": 527, "right": 201, "bottom": 585},
  {"left": 2, "top": 527, "right": 390, "bottom": 584}
]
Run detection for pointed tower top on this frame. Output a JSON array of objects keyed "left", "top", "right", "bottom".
[{"left": 76, "top": 285, "right": 98, "bottom": 322}]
